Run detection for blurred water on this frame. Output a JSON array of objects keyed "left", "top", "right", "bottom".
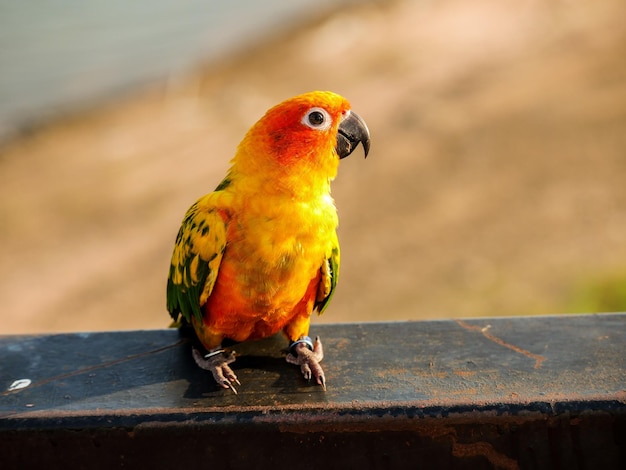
[{"left": 0, "top": 0, "right": 339, "bottom": 141}]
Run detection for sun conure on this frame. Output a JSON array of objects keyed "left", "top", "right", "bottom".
[{"left": 167, "top": 91, "right": 370, "bottom": 393}]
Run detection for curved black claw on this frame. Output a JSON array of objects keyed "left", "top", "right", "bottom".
[
  {"left": 286, "top": 336, "right": 326, "bottom": 391},
  {"left": 192, "top": 347, "right": 240, "bottom": 394}
]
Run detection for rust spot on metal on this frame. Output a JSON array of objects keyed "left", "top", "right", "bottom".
[
  {"left": 454, "top": 370, "right": 477, "bottom": 377},
  {"left": 452, "top": 440, "right": 520, "bottom": 470},
  {"left": 456, "top": 320, "right": 546, "bottom": 369}
]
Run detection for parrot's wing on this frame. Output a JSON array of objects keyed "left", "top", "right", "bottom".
[
  {"left": 315, "top": 233, "right": 340, "bottom": 315},
  {"left": 166, "top": 194, "right": 228, "bottom": 325}
]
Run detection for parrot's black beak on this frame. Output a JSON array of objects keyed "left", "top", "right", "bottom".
[{"left": 336, "top": 111, "right": 371, "bottom": 159}]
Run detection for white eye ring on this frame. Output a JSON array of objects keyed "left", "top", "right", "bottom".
[{"left": 302, "top": 107, "right": 332, "bottom": 131}]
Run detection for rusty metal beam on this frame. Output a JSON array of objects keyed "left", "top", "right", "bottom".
[{"left": 1, "top": 314, "right": 625, "bottom": 469}]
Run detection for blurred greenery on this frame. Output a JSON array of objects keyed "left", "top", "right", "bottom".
[{"left": 568, "top": 272, "right": 626, "bottom": 314}]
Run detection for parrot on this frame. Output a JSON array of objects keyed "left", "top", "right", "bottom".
[{"left": 166, "top": 91, "right": 370, "bottom": 393}]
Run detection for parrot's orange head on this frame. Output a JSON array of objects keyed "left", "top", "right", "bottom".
[{"left": 236, "top": 91, "right": 370, "bottom": 182}]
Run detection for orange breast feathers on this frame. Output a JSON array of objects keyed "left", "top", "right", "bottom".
[{"left": 201, "top": 194, "right": 339, "bottom": 344}]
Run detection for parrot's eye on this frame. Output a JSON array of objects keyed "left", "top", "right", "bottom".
[
  {"left": 309, "top": 111, "right": 324, "bottom": 126},
  {"left": 302, "top": 107, "right": 331, "bottom": 131}
]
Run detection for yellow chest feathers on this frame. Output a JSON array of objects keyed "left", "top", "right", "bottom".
[{"left": 230, "top": 194, "right": 338, "bottom": 270}]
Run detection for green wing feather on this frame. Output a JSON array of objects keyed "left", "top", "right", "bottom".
[
  {"left": 166, "top": 192, "right": 228, "bottom": 325},
  {"left": 316, "top": 234, "right": 340, "bottom": 315}
]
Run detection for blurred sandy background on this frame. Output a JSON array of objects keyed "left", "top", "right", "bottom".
[{"left": 1, "top": 0, "right": 625, "bottom": 334}]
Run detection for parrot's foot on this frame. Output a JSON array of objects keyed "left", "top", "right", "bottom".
[
  {"left": 192, "top": 347, "right": 241, "bottom": 394},
  {"left": 286, "top": 336, "right": 326, "bottom": 391}
]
